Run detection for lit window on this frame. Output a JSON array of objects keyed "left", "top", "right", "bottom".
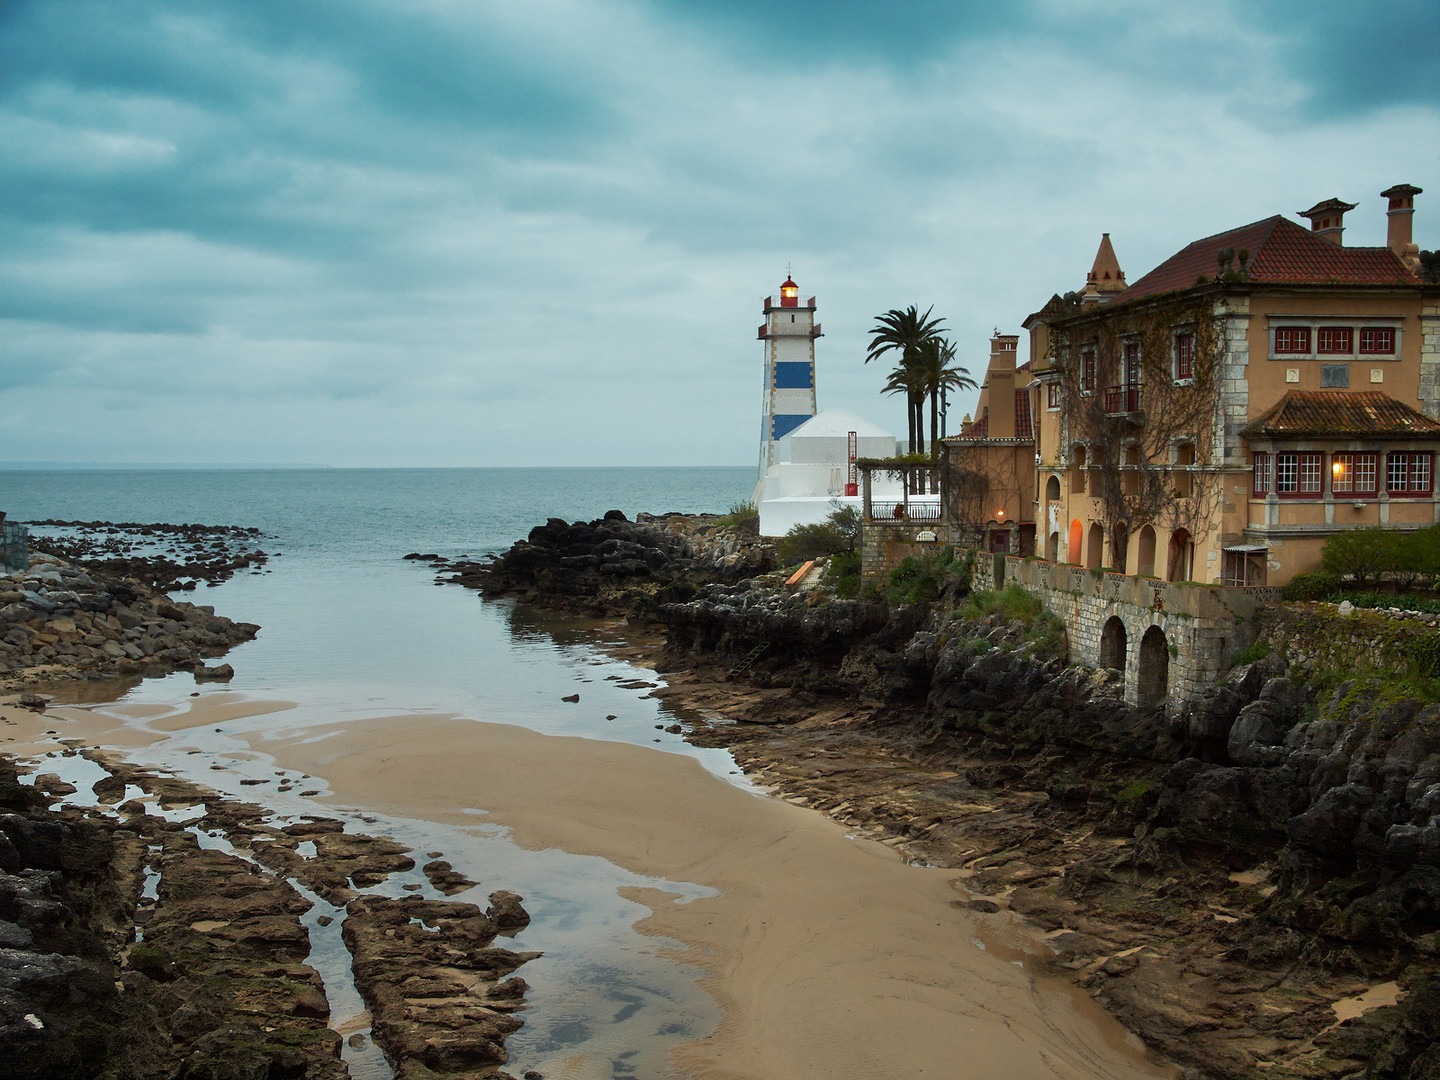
[
  {"left": 1276, "top": 452, "right": 1322, "bottom": 496},
  {"left": 1252, "top": 452, "right": 1270, "bottom": 494},
  {"left": 1275, "top": 327, "right": 1311, "bottom": 354},
  {"left": 1360, "top": 328, "right": 1395, "bottom": 354},
  {"left": 1174, "top": 332, "right": 1194, "bottom": 381},
  {"left": 1331, "top": 452, "right": 1377, "bottom": 495},
  {"left": 1387, "top": 452, "right": 1433, "bottom": 495},
  {"left": 1317, "top": 327, "right": 1353, "bottom": 354}
]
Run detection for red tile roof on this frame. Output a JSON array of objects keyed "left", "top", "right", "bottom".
[
  {"left": 1242, "top": 391, "right": 1440, "bottom": 438},
  {"left": 1119, "top": 216, "right": 1415, "bottom": 303}
]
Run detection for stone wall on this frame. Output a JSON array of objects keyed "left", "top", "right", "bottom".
[
  {"left": 972, "top": 553, "right": 1279, "bottom": 706},
  {"left": 858, "top": 520, "right": 944, "bottom": 591},
  {"left": 1254, "top": 602, "right": 1440, "bottom": 679}
]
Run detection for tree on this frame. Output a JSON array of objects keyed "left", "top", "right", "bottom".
[
  {"left": 914, "top": 337, "right": 975, "bottom": 454},
  {"left": 881, "top": 354, "right": 928, "bottom": 455},
  {"left": 866, "top": 306, "right": 947, "bottom": 453}
]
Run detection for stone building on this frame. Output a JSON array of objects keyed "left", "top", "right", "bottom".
[{"left": 924, "top": 182, "right": 1439, "bottom": 707}]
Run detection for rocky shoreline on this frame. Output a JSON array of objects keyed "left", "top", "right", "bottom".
[
  {"left": 464, "top": 513, "right": 1440, "bottom": 1080},
  {"left": 0, "top": 749, "right": 536, "bottom": 1080}
]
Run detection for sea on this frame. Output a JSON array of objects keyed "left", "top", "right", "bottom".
[{"left": 0, "top": 466, "right": 757, "bottom": 1079}]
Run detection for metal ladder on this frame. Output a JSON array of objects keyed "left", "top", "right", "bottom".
[{"left": 727, "top": 640, "right": 769, "bottom": 679}]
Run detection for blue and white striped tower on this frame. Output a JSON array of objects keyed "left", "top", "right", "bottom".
[{"left": 757, "top": 274, "right": 822, "bottom": 479}]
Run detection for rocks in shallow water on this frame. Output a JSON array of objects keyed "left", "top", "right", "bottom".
[
  {"left": 193, "top": 663, "right": 234, "bottom": 682},
  {"left": 0, "top": 555, "right": 257, "bottom": 688},
  {"left": 422, "top": 858, "right": 478, "bottom": 895},
  {"left": 486, "top": 890, "right": 532, "bottom": 930}
]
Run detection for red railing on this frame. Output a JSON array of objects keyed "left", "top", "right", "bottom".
[
  {"left": 810, "top": 323, "right": 822, "bottom": 338},
  {"left": 1103, "top": 385, "right": 1142, "bottom": 414},
  {"left": 758, "top": 324, "right": 768, "bottom": 339}
]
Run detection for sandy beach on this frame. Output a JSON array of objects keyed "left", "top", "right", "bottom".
[{"left": 9, "top": 692, "right": 1173, "bottom": 1080}]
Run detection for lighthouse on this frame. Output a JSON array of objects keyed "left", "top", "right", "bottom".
[{"left": 756, "top": 275, "right": 821, "bottom": 480}]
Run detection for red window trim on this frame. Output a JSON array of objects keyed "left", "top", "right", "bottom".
[
  {"left": 1317, "top": 327, "right": 1353, "bottom": 354},
  {"left": 1359, "top": 327, "right": 1396, "bottom": 355},
  {"left": 1386, "top": 452, "right": 1433, "bottom": 497},
  {"left": 1174, "top": 332, "right": 1195, "bottom": 381},
  {"left": 1252, "top": 451, "right": 1270, "bottom": 495},
  {"left": 1330, "top": 452, "right": 1378, "bottom": 497},
  {"left": 1276, "top": 451, "right": 1324, "bottom": 498},
  {"left": 1275, "top": 326, "right": 1311, "bottom": 354}
]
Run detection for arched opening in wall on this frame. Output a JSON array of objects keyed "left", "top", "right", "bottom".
[
  {"left": 1047, "top": 531, "right": 1060, "bottom": 561},
  {"left": 1137, "top": 524, "right": 1157, "bottom": 577},
  {"left": 1100, "top": 616, "right": 1127, "bottom": 673},
  {"left": 1138, "top": 625, "right": 1169, "bottom": 708},
  {"left": 1087, "top": 522, "right": 1105, "bottom": 569},
  {"left": 1173, "top": 442, "right": 1195, "bottom": 498},
  {"left": 1068, "top": 519, "right": 1083, "bottom": 564},
  {"left": 1111, "top": 526, "right": 1129, "bottom": 573},
  {"left": 1070, "top": 446, "right": 1087, "bottom": 494},
  {"left": 1121, "top": 444, "right": 1140, "bottom": 497},
  {"left": 1046, "top": 475, "right": 1061, "bottom": 502},
  {"left": 1167, "top": 528, "right": 1193, "bottom": 582}
]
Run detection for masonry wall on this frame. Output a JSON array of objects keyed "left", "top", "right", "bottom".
[
  {"left": 1253, "top": 602, "right": 1440, "bottom": 680},
  {"left": 859, "top": 521, "right": 940, "bottom": 591},
  {"left": 972, "top": 553, "right": 1280, "bottom": 706}
]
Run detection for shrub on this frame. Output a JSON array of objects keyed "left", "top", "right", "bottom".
[
  {"left": 828, "top": 549, "right": 861, "bottom": 598},
  {"left": 777, "top": 504, "right": 859, "bottom": 563},
  {"left": 1320, "top": 528, "right": 1394, "bottom": 588},
  {"left": 1228, "top": 640, "right": 1271, "bottom": 668},
  {"left": 718, "top": 501, "right": 758, "bottom": 536},
  {"left": 1282, "top": 571, "right": 1343, "bottom": 602},
  {"left": 885, "top": 547, "right": 959, "bottom": 607}
]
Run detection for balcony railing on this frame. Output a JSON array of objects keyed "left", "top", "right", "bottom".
[
  {"left": 1102, "top": 385, "right": 1142, "bottom": 414},
  {"left": 869, "top": 501, "right": 942, "bottom": 522}
]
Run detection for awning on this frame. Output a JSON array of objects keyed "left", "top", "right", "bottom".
[{"left": 1223, "top": 544, "right": 1268, "bottom": 553}]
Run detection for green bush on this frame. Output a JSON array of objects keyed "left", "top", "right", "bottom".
[
  {"left": 1228, "top": 640, "right": 1271, "bottom": 668},
  {"left": 884, "top": 547, "right": 959, "bottom": 607},
  {"left": 1282, "top": 571, "right": 1343, "bottom": 602},
  {"left": 828, "top": 549, "right": 861, "bottom": 598},
  {"left": 955, "top": 583, "right": 1067, "bottom": 660},
  {"left": 1319, "top": 526, "right": 1440, "bottom": 590},
  {"left": 777, "top": 504, "right": 859, "bottom": 563},
  {"left": 718, "top": 501, "right": 759, "bottom": 536}
]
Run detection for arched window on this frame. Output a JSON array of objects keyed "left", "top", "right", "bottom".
[
  {"left": 1111, "top": 526, "right": 1129, "bottom": 573},
  {"left": 1068, "top": 519, "right": 1084, "bottom": 564},
  {"left": 1137, "top": 525, "right": 1157, "bottom": 577},
  {"left": 1087, "top": 522, "right": 1105, "bottom": 569},
  {"left": 1173, "top": 442, "right": 1195, "bottom": 498},
  {"left": 1167, "top": 528, "right": 1192, "bottom": 582},
  {"left": 1046, "top": 475, "right": 1061, "bottom": 502},
  {"left": 1047, "top": 530, "right": 1060, "bottom": 561},
  {"left": 1070, "top": 446, "right": 1087, "bottom": 494}
]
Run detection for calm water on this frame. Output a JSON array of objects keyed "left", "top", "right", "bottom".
[{"left": 1, "top": 466, "right": 755, "bottom": 1078}]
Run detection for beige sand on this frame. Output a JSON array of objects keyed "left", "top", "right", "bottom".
[
  {"left": 260, "top": 712, "right": 1172, "bottom": 1080},
  {"left": 6, "top": 695, "right": 1172, "bottom": 1077}
]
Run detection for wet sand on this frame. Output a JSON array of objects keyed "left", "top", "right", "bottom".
[{"left": 6, "top": 694, "right": 1172, "bottom": 1079}]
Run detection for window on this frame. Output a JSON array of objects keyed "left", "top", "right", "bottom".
[
  {"left": 1174, "top": 331, "right": 1195, "bottom": 381},
  {"left": 1276, "top": 451, "right": 1322, "bottom": 496},
  {"left": 1360, "top": 328, "right": 1395, "bottom": 355},
  {"left": 1123, "top": 340, "right": 1142, "bottom": 386},
  {"left": 1252, "top": 452, "right": 1270, "bottom": 494},
  {"left": 1275, "top": 327, "right": 1311, "bottom": 353},
  {"left": 1387, "top": 452, "right": 1433, "bottom": 496},
  {"left": 1080, "top": 346, "right": 1096, "bottom": 392},
  {"left": 1331, "top": 452, "right": 1377, "bottom": 496},
  {"left": 1317, "top": 327, "right": 1353, "bottom": 354},
  {"left": 1046, "top": 382, "right": 1062, "bottom": 410}
]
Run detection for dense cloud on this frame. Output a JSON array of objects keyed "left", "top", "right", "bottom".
[{"left": 0, "top": 0, "right": 1435, "bottom": 466}]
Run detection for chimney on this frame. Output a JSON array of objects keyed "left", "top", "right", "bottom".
[
  {"left": 1381, "top": 183, "right": 1422, "bottom": 271},
  {"left": 1299, "top": 197, "right": 1357, "bottom": 246}
]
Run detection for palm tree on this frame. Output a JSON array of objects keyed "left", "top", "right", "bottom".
[
  {"left": 914, "top": 337, "right": 976, "bottom": 454},
  {"left": 866, "top": 306, "right": 947, "bottom": 454}
]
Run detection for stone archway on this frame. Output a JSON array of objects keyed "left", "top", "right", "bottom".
[
  {"left": 1047, "top": 531, "right": 1060, "bottom": 561},
  {"left": 1100, "top": 616, "right": 1127, "bottom": 673},
  {"left": 1138, "top": 625, "right": 1169, "bottom": 708}
]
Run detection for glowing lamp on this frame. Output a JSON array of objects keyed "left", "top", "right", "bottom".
[{"left": 996, "top": 508, "right": 1006, "bottom": 520}]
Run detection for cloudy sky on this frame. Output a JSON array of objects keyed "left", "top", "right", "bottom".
[{"left": 1, "top": 0, "right": 1437, "bottom": 468}]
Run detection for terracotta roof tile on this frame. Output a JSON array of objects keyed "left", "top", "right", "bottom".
[
  {"left": 1242, "top": 391, "right": 1440, "bottom": 438},
  {"left": 1119, "top": 216, "right": 1415, "bottom": 303}
]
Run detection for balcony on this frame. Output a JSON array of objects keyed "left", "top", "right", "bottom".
[{"left": 1102, "top": 385, "right": 1142, "bottom": 415}]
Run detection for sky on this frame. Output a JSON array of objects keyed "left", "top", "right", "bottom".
[{"left": 1, "top": 0, "right": 1437, "bottom": 469}]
